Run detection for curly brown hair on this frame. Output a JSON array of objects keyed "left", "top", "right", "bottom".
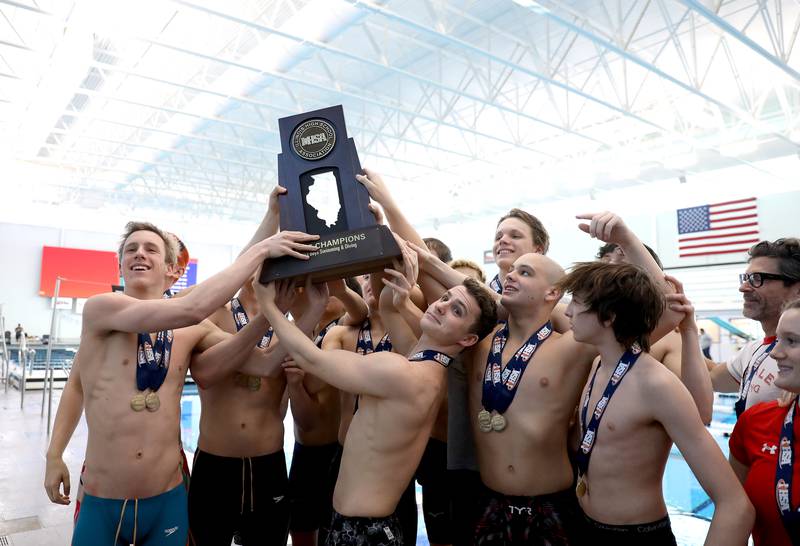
[
  {"left": 749, "top": 238, "right": 800, "bottom": 286},
  {"left": 556, "top": 261, "right": 663, "bottom": 351}
]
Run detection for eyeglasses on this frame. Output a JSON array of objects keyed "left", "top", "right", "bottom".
[{"left": 739, "top": 272, "right": 798, "bottom": 288}]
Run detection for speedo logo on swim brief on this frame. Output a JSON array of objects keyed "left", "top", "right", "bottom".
[
  {"left": 383, "top": 527, "right": 395, "bottom": 540},
  {"left": 164, "top": 526, "right": 178, "bottom": 537}
]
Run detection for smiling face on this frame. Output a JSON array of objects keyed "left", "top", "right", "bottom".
[
  {"left": 773, "top": 308, "right": 800, "bottom": 392},
  {"left": 120, "top": 230, "right": 172, "bottom": 290},
  {"left": 493, "top": 218, "right": 542, "bottom": 272}
]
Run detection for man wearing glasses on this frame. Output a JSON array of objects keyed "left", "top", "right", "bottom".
[{"left": 709, "top": 238, "right": 800, "bottom": 418}]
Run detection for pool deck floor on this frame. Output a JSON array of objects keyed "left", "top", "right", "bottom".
[{"left": 0, "top": 386, "right": 82, "bottom": 545}]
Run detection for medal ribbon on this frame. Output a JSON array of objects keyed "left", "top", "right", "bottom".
[
  {"left": 734, "top": 337, "right": 777, "bottom": 418},
  {"left": 355, "top": 318, "right": 392, "bottom": 355},
  {"left": 136, "top": 329, "right": 173, "bottom": 392},
  {"left": 775, "top": 398, "right": 800, "bottom": 543},
  {"left": 409, "top": 349, "right": 453, "bottom": 368},
  {"left": 481, "top": 321, "right": 552, "bottom": 414},
  {"left": 231, "top": 297, "right": 273, "bottom": 349},
  {"left": 576, "top": 347, "right": 642, "bottom": 478},
  {"left": 314, "top": 318, "right": 340, "bottom": 348},
  {"left": 489, "top": 274, "right": 503, "bottom": 295},
  {"left": 354, "top": 319, "right": 392, "bottom": 413}
]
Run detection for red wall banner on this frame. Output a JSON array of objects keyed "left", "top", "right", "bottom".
[{"left": 39, "top": 246, "right": 120, "bottom": 298}]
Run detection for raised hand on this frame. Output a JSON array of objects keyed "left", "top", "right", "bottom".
[
  {"left": 268, "top": 185, "right": 286, "bottom": 215},
  {"left": 260, "top": 231, "right": 319, "bottom": 260},
  {"left": 304, "top": 277, "right": 330, "bottom": 313},
  {"left": 274, "top": 279, "right": 298, "bottom": 314},
  {"left": 368, "top": 202, "right": 385, "bottom": 225},
  {"left": 575, "top": 211, "right": 633, "bottom": 245},
  {"left": 407, "top": 241, "right": 437, "bottom": 269},
  {"left": 355, "top": 168, "right": 394, "bottom": 206},
  {"left": 382, "top": 238, "right": 418, "bottom": 309},
  {"left": 664, "top": 275, "right": 697, "bottom": 332},
  {"left": 252, "top": 273, "right": 278, "bottom": 308}
]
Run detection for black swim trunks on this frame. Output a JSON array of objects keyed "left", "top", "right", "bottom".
[
  {"left": 289, "top": 441, "right": 340, "bottom": 532},
  {"left": 474, "top": 486, "right": 584, "bottom": 545},
  {"left": 326, "top": 510, "right": 403, "bottom": 546},
  {"left": 188, "top": 449, "right": 289, "bottom": 546},
  {"left": 415, "top": 438, "right": 452, "bottom": 544},
  {"left": 582, "top": 512, "right": 676, "bottom": 545}
]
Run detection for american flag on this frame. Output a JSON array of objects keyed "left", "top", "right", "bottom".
[{"left": 676, "top": 198, "right": 759, "bottom": 258}]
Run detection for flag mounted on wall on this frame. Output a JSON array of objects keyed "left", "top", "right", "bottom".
[{"left": 676, "top": 197, "right": 759, "bottom": 258}]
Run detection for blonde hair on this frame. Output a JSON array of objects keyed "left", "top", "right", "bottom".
[
  {"left": 118, "top": 221, "right": 178, "bottom": 266},
  {"left": 449, "top": 259, "right": 486, "bottom": 283}
]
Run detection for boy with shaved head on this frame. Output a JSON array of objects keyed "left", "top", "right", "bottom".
[{"left": 413, "top": 212, "right": 682, "bottom": 544}]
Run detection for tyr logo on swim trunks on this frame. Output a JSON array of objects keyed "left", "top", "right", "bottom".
[{"left": 508, "top": 505, "right": 532, "bottom": 516}]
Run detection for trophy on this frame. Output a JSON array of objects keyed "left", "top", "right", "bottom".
[{"left": 259, "top": 105, "right": 401, "bottom": 284}]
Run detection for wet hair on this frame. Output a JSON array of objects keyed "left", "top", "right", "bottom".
[
  {"left": 497, "top": 208, "right": 550, "bottom": 254},
  {"left": 749, "top": 238, "right": 800, "bottom": 286},
  {"left": 118, "top": 221, "right": 177, "bottom": 266},
  {"left": 556, "top": 261, "right": 664, "bottom": 352},
  {"left": 596, "top": 242, "right": 663, "bottom": 270},
  {"left": 462, "top": 277, "right": 499, "bottom": 341},
  {"left": 449, "top": 258, "right": 486, "bottom": 283},
  {"left": 423, "top": 237, "right": 453, "bottom": 263}
]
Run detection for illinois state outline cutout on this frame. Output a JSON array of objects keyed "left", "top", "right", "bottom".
[{"left": 306, "top": 171, "right": 341, "bottom": 228}]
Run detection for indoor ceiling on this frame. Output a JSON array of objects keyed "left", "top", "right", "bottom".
[{"left": 1, "top": 0, "right": 799, "bottom": 226}]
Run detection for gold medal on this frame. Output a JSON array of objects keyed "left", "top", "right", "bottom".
[
  {"left": 576, "top": 476, "right": 587, "bottom": 498},
  {"left": 247, "top": 375, "right": 261, "bottom": 392},
  {"left": 130, "top": 393, "right": 146, "bottom": 412},
  {"left": 491, "top": 413, "right": 507, "bottom": 432},
  {"left": 145, "top": 391, "right": 160, "bottom": 412},
  {"left": 478, "top": 409, "right": 492, "bottom": 433}
]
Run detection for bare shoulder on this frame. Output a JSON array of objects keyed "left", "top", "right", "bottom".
[
  {"left": 649, "top": 330, "right": 681, "bottom": 360},
  {"left": 82, "top": 292, "right": 125, "bottom": 316},
  {"left": 636, "top": 353, "right": 687, "bottom": 402},
  {"left": 548, "top": 329, "right": 597, "bottom": 367},
  {"left": 323, "top": 324, "right": 358, "bottom": 350}
]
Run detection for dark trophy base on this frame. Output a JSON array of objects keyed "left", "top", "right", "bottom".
[{"left": 259, "top": 224, "right": 401, "bottom": 284}]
